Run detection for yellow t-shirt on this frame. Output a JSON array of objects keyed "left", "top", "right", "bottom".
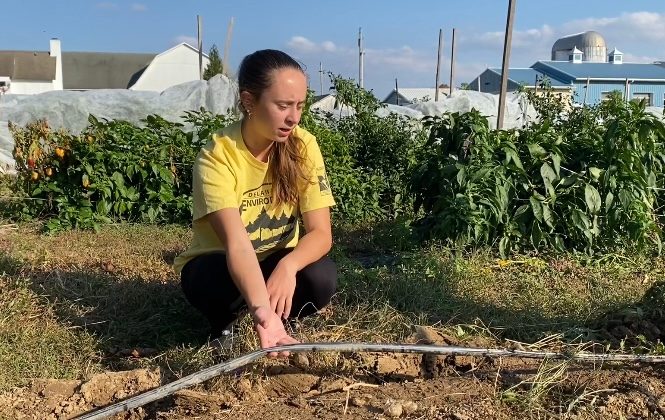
[{"left": 173, "top": 120, "right": 335, "bottom": 275}]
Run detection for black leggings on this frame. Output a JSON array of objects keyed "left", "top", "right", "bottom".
[{"left": 180, "top": 248, "right": 337, "bottom": 337}]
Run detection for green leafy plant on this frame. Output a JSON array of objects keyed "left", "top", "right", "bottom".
[
  {"left": 301, "top": 76, "right": 426, "bottom": 223},
  {"left": 10, "top": 109, "right": 235, "bottom": 231},
  {"left": 411, "top": 91, "right": 665, "bottom": 256}
]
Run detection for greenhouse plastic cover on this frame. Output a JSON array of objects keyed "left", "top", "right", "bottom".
[{"left": 1, "top": 78, "right": 663, "bottom": 173}]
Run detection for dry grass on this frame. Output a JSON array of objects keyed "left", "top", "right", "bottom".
[
  {"left": 0, "top": 220, "right": 664, "bottom": 415},
  {"left": 0, "top": 268, "right": 100, "bottom": 390}
]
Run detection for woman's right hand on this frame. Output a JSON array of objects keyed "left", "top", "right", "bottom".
[{"left": 252, "top": 306, "right": 298, "bottom": 358}]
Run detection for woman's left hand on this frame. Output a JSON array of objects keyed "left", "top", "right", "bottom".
[{"left": 266, "top": 259, "right": 297, "bottom": 319}]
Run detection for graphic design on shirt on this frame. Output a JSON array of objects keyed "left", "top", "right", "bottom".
[
  {"left": 241, "top": 183, "right": 297, "bottom": 253},
  {"left": 318, "top": 171, "right": 331, "bottom": 195}
]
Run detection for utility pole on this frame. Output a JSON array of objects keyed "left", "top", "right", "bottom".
[
  {"left": 449, "top": 28, "right": 457, "bottom": 96},
  {"left": 583, "top": 77, "right": 590, "bottom": 105},
  {"left": 497, "top": 0, "right": 517, "bottom": 129},
  {"left": 197, "top": 15, "right": 203, "bottom": 80},
  {"left": 223, "top": 17, "right": 235, "bottom": 76},
  {"left": 435, "top": 29, "right": 443, "bottom": 101},
  {"left": 358, "top": 27, "right": 365, "bottom": 89},
  {"left": 319, "top": 62, "right": 324, "bottom": 96},
  {"left": 395, "top": 78, "right": 399, "bottom": 105}
]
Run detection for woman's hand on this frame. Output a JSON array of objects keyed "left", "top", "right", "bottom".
[
  {"left": 266, "top": 259, "right": 297, "bottom": 319},
  {"left": 252, "top": 306, "right": 298, "bottom": 357}
]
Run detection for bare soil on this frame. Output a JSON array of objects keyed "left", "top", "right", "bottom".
[{"left": 2, "top": 328, "right": 664, "bottom": 419}]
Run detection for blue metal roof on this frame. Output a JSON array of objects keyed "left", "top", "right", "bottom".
[
  {"left": 488, "top": 68, "right": 570, "bottom": 87},
  {"left": 534, "top": 61, "right": 665, "bottom": 81}
]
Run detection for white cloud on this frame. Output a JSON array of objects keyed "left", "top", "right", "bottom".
[
  {"left": 288, "top": 36, "right": 343, "bottom": 54},
  {"left": 562, "top": 12, "right": 665, "bottom": 44},
  {"left": 622, "top": 53, "right": 661, "bottom": 64},
  {"left": 288, "top": 36, "right": 317, "bottom": 52},
  {"left": 365, "top": 46, "right": 436, "bottom": 74},
  {"left": 321, "top": 41, "right": 337, "bottom": 53},
  {"left": 464, "top": 24, "right": 555, "bottom": 50},
  {"left": 173, "top": 35, "right": 198, "bottom": 47},
  {"left": 96, "top": 2, "right": 118, "bottom": 10},
  {"left": 131, "top": 3, "right": 147, "bottom": 12}
]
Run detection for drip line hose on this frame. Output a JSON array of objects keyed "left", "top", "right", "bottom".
[{"left": 75, "top": 341, "right": 665, "bottom": 419}]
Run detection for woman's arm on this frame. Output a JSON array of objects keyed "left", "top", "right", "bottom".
[
  {"left": 281, "top": 206, "right": 333, "bottom": 271},
  {"left": 207, "top": 208, "right": 271, "bottom": 312},
  {"left": 207, "top": 208, "right": 297, "bottom": 355}
]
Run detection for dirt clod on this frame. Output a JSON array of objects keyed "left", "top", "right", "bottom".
[
  {"left": 402, "top": 400, "right": 418, "bottom": 414},
  {"left": 79, "top": 368, "right": 160, "bottom": 407},
  {"left": 267, "top": 373, "right": 319, "bottom": 397},
  {"left": 292, "top": 353, "right": 310, "bottom": 369},
  {"left": 414, "top": 326, "right": 458, "bottom": 346},
  {"left": 318, "top": 378, "right": 351, "bottom": 394},
  {"left": 32, "top": 379, "right": 81, "bottom": 400},
  {"left": 235, "top": 378, "right": 253, "bottom": 400},
  {"left": 287, "top": 396, "right": 307, "bottom": 408},
  {"left": 384, "top": 399, "right": 403, "bottom": 418}
]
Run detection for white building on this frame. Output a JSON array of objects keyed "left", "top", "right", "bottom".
[
  {"left": 130, "top": 44, "right": 209, "bottom": 91},
  {"left": 0, "top": 39, "right": 210, "bottom": 94},
  {"left": 0, "top": 39, "right": 62, "bottom": 94}
]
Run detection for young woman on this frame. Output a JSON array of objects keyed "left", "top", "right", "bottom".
[{"left": 174, "top": 49, "right": 337, "bottom": 356}]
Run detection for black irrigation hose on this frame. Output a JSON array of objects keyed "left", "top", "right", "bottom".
[{"left": 75, "top": 342, "right": 665, "bottom": 420}]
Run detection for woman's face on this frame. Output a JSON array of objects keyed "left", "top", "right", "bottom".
[{"left": 244, "top": 68, "right": 307, "bottom": 144}]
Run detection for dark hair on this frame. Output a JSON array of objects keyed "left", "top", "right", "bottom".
[{"left": 238, "top": 49, "right": 309, "bottom": 208}]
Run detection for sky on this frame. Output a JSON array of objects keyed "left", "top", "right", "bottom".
[{"left": 1, "top": 1, "right": 664, "bottom": 98}]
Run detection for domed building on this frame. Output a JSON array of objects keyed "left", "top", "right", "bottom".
[
  {"left": 468, "top": 30, "right": 665, "bottom": 106},
  {"left": 551, "top": 31, "right": 607, "bottom": 63}
]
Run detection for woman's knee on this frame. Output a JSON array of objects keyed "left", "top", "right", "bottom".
[
  {"left": 298, "top": 257, "right": 338, "bottom": 307},
  {"left": 180, "top": 252, "right": 238, "bottom": 314}
]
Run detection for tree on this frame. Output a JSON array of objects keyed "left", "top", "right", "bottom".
[{"left": 203, "top": 44, "right": 223, "bottom": 80}]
